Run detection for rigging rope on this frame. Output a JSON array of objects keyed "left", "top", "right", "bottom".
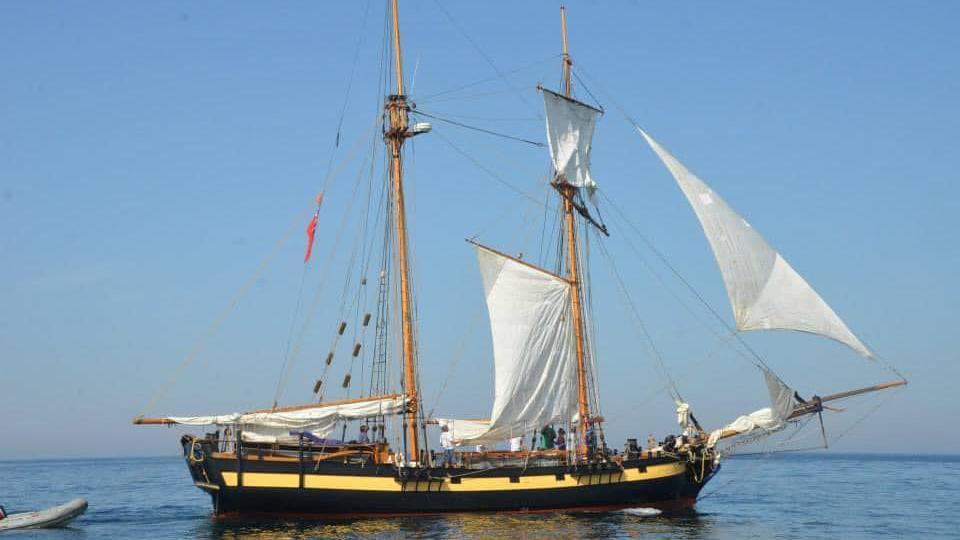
[
  {"left": 417, "top": 55, "right": 559, "bottom": 102},
  {"left": 569, "top": 69, "right": 605, "bottom": 113},
  {"left": 272, "top": 262, "right": 310, "bottom": 408},
  {"left": 331, "top": 0, "right": 373, "bottom": 151},
  {"left": 424, "top": 308, "right": 484, "bottom": 422},
  {"left": 139, "top": 212, "right": 302, "bottom": 416},
  {"left": 594, "top": 237, "right": 682, "bottom": 402},
  {"left": 578, "top": 62, "right": 903, "bottom": 382},
  {"left": 272, "top": 115, "right": 382, "bottom": 405},
  {"left": 433, "top": 130, "right": 547, "bottom": 208},
  {"left": 598, "top": 190, "right": 773, "bottom": 374},
  {"left": 413, "top": 110, "right": 544, "bottom": 147},
  {"left": 430, "top": 0, "right": 541, "bottom": 117}
]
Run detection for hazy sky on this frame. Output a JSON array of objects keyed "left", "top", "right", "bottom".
[{"left": 2, "top": 1, "right": 957, "bottom": 460}]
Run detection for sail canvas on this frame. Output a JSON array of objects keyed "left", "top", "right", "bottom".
[{"left": 638, "top": 128, "right": 874, "bottom": 360}]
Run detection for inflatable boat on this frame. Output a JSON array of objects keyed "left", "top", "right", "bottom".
[{"left": 0, "top": 498, "right": 87, "bottom": 531}]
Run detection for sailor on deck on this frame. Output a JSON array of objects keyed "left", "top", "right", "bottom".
[
  {"left": 440, "top": 424, "right": 455, "bottom": 467},
  {"left": 586, "top": 421, "right": 597, "bottom": 460},
  {"left": 358, "top": 424, "right": 370, "bottom": 444},
  {"left": 540, "top": 425, "right": 556, "bottom": 450}
]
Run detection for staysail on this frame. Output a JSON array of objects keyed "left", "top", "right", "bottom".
[
  {"left": 543, "top": 88, "right": 602, "bottom": 199},
  {"left": 453, "top": 244, "right": 579, "bottom": 445},
  {"left": 707, "top": 367, "right": 798, "bottom": 447},
  {"left": 638, "top": 128, "right": 874, "bottom": 360},
  {"left": 137, "top": 394, "right": 408, "bottom": 443}
]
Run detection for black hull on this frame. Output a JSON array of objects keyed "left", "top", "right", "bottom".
[
  {"left": 212, "top": 474, "right": 701, "bottom": 516},
  {"left": 185, "top": 446, "right": 717, "bottom": 516}
]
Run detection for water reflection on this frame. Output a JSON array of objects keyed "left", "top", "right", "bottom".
[{"left": 191, "top": 509, "right": 714, "bottom": 539}]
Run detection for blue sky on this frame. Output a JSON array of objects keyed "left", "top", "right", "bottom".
[{"left": 1, "top": 1, "right": 957, "bottom": 459}]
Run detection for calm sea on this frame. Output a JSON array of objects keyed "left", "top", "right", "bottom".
[{"left": 1, "top": 453, "right": 957, "bottom": 539}]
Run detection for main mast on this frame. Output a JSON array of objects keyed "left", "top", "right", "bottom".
[
  {"left": 386, "top": 0, "right": 419, "bottom": 462},
  {"left": 557, "top": 6, "right": 591, "bottom": 460}
]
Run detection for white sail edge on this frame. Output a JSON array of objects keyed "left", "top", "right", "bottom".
[{"left": 636, "top": 127, "right": 875, "bottom": 361}]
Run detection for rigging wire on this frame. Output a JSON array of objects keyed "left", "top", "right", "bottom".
[
  {"left": 273, "top": 162, "right": 366, "bottom": 405},
  {"left": 578, "top": 61, "right": 903, "bottom": 382},
  {"left": 307, "top": 133, "right": 387, "bottom": 404},
  {"left": 598, "top": 189, "right": 773, "bottom": 373},
  {"left": 138, "top": 212, "right": 303, "bottom": 417},
  {"left": 412, "top": 110, "right": 544, "bottom": 147},
  {"left": 433, "top": 130, "right": 548, "bottom": 209},
  {"left": 468, "top": 176, "right": 551, "bottom": 245},
  {"left": 424, "top": 308, "right": 484, "bottom": 422},
  {"left": 594, "top": 236, "right": 682, "bottom": 402},
  {"left": 569, "top": 68, "right": 605, "bottom": 114},
  {"left": 272, "top": 115, "right": 383, "bottom": 405},
  {"left": 331, "top": 0, "right": 373, "bottom": 151},
  {"left": 580, "top": 218, "right": 603, "bottom": 422},
  {"left": 273, "top": 262, "right": 311, "bottom": 408},
  {"left": 414, "top": 111, "right": 540, "bottom": 123},
  {"left": 417, "top": 88, "right": 524, "bottom": 105},
  {"left": 430, "top": 0, "right": 541, "bottom": 117},
  {"left": 825, "top": 386, "right": 903, "bottom": 445},
  {"left": 417, "top": 55, "right": 560, "bottom": 102},
  {"left": 144, "top": 9, "right": 384, "bottom": 415},
  {"left": 599, "top": 191, "right": 757, "bottom": 368}
]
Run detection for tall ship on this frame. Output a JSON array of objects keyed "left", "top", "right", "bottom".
[{"left": 135, "top": 2, "right": 906, "bottom": 516}]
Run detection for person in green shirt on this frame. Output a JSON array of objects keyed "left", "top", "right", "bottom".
[{"left": 540, "top": 425, "right": 557, "bottom": 450}]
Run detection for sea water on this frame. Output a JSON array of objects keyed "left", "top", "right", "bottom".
[{"left": 0, "top": 453, "right": 957, "bottom": 539}]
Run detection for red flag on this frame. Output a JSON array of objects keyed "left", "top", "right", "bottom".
[
  {"left": 303, "top": 193, "right": 324, "bottom": 264},
  {"left": 304, "top": 212, "right": 319, "bottom": 263}
]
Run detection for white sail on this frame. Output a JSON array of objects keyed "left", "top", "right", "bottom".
[
  {"left": 638, "top": 128, "right": 874, "bottom": 360},
  {"left": 162, "top": 395, "right": 408, "bottom": 443},
  {"left": 707, "top": 367, "right": 797, "bottom": 447},
  {"left": 435, "top": 418, "right": 492, "bottom": 446},
  {"left": 543, "top": 88, "right": 602, "bottom": 199},
  {"left": 456, "top": 244, "right": 579, "bottom": 445}
]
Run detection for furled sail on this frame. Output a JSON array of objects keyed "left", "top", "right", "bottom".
[
  {"left": 543, "top": 88, "right": 602, "bottom": 199},
  {"left": 455, "top": 244, "right": 579, "bottom": 445},
  {"left": 151, "top": 394, "right": 407, "bottom": 443},
  {"left": 637, "top": 128, "right": 874, "bottom": 360},
  {"left": 707, "top": 367, "right": 798, "bottom": 447}
]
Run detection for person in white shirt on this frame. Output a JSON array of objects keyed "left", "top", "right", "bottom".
[
  {"left": 440, "top": 425, "right": 455, "bottom": 467},
  {"left": 509, "top": 435, "right": 524, "bottom": 452}
]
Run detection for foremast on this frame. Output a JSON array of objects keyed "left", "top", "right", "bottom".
[
  {"left": 385, "top": 0, "right": 420, "bottom": 462},
  {"left": 556, "top": 6, "right": 592, "bottom": 461}
]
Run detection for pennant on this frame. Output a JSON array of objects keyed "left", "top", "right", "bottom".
[{"left": 303, "top": 193, "right": 324, "bottom": 264}]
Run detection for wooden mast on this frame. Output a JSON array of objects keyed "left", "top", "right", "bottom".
[
  {"left": 386, "top": 0, "right": 419, "bottom": 462},
  {"left": 558, "top": 6, "right": 591, "bottom": 461}
]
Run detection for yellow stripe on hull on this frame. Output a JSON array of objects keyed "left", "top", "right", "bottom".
[{"left": 220, "top": 462, "right": 686, "bottom": 492}]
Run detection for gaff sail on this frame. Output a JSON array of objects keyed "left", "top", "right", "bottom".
[
  {"left": 638, "top": 128, "right": 874, "bottom": 361},
  {"left": 452, "top": 244, "right": 579, "bottom": 445}
]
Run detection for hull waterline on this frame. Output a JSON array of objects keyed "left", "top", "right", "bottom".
[{"left": 183, "top": 438, "right": 717, "bottom": 517}]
